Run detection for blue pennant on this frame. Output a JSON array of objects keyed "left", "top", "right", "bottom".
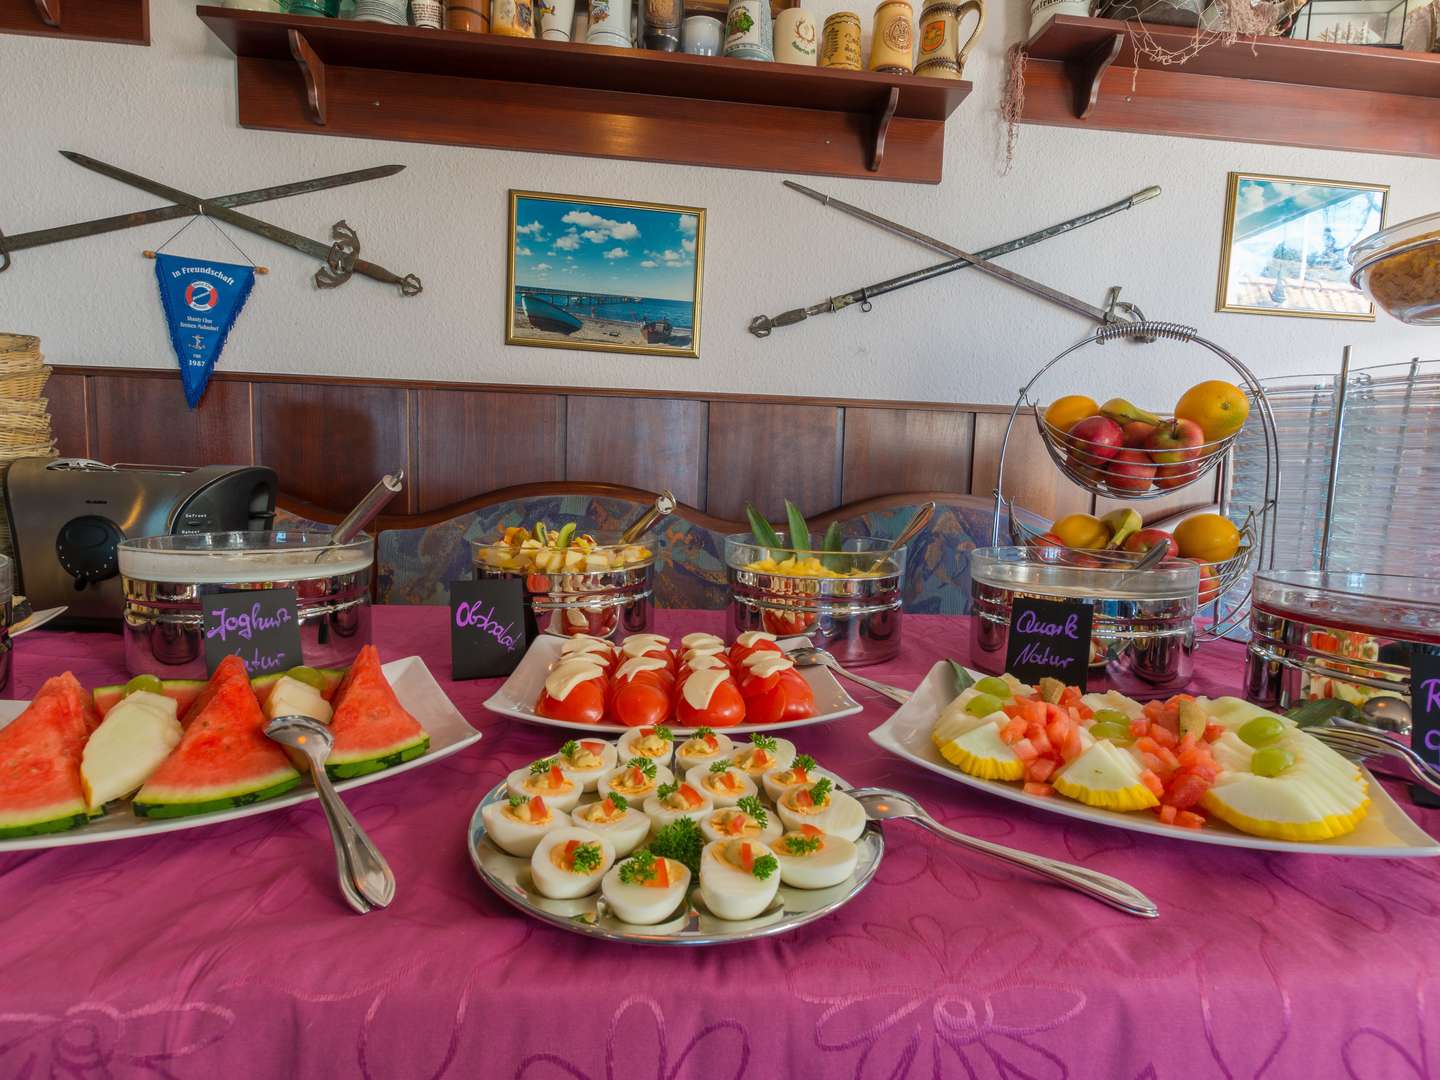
[{"left": 153, "top": 253, "right": 255, "bottom": 409}]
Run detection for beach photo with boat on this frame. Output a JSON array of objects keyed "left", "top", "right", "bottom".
[{"left": 506, "top": 190, "right": 705, "bottom": 358}]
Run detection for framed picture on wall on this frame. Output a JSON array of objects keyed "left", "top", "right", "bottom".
[
  {"left": 506, "top": 190, "right": 705, "bottom": 358},
  {"left": 1216, "top": 172, "right": 1387, "bottom": 321}
]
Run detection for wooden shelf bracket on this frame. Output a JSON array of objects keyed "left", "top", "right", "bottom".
[
  {"left": 288, "top": 28, "right": 327, "bottom": 126},
  {"left": 1062, "top": 31, "right": 1122, "bottom": 118},
  {"left": 869, "top": 86, "right": 900, "bottom": 171},
  {"left": 32, "top": 0, "right": 60, "bottom": 27}
]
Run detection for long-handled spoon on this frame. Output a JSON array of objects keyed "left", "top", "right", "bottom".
[
  {"left": 786, "top": 644, "right": 912, "bottom": 706},
  {"left": 9, "top": 606, "right": 67, "bottom": 636},
  {"left": 868, "top": 501, "right": 935, "bottom": 573},
  {"left": 265, "top": 714, "right": 396, "bottom": 912},
  {"left": 850, "top": 787, "right": 1159, "bottom": 918},
  {"left": 619, "top": 490, "right": 677, "bottom": 545}
]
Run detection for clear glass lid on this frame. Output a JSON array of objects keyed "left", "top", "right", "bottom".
[
  {"left": 971, "top": 546, "right": 1200, "bottom": 601},
  {"left": 118, "top": 531, "right": 373, "bottom": 584},
  {"left": 1253, "top": 569, "right": 1440, "bottom": 643}
]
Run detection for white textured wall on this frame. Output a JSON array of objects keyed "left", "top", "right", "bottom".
[{"left": 1, "top": 0, "right": 1437, "bottom": 408}]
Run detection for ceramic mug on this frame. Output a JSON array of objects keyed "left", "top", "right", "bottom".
[
  {"left": 537, "top": 0, "right": 577, "bottom": 38},
  {"left": 820, "top": 11, "right": 862, "bottom": 68},
  {"left": 586, "top": 0, "right": 634, "bottom": 46},
  {"left": 915, "top": 0, "right": 983, "bottom": 77},
  {"left": 774, "top": 6, "right": 819, "bottom": 64},
  {"left": 1027, "top": 0, "right": 1088, "bottom": 37},
  {"left": 723, "top": 0, "right": 774, "bottom": 60},
  {"left": 446, "top": 0, "right": 489, "bottom": 29},
  {"left": 868, "top": 0, "right": 914, "bottom": 73},
  {"left": 491, "top": 0, "right": 536, "bottom": 35},
  {"left": 682, "top": 13, "right": 723, "bottom": 53}
]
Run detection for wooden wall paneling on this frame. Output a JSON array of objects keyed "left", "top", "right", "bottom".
[
  {"left": 91, "top": 375, "right": 255, "bottom": 467},
  {"left": 841, "top": 407, "right": 974, "bottom": 503},
  {"left": 414, "top": 389, "right": 565, "bottom": 512},
  {"left": 565, "top": 396, "right": 707, "bottom": 508},
  {"left": 970, "top": 412, "right": 1092, "bottom": 524},
  {"left": 706, "top": 401, "right": 843, "bottom": 520},
  {"left": 44, "top": 371, "right": 89, "bottom": 458},
  {"left": 254, "top": 381, "right": 412, "bottom": 513}
]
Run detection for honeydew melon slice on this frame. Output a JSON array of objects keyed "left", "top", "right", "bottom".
[
  {"left": 932, "top": 718, "right": 1024, "bottom": 782},
  {"left": 264, "top": 675, "right": 334, "bottom": 727},
  {"left": 1052, "top": 739, "right": 1159, "bottom": 812},
  {"left": 80, "top": 691, "right": 182, "bottom": 811}
]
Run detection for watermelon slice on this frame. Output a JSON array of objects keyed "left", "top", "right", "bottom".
[
  {"left": 93, "top": 678, "right": 207, "bottom": 720},
  {"left": 251, "top": 667, "right": 347, "bottom": 706},
  {"left": 326, "top": 646, "right": 429, "bottom": 779},
  {"left": 133, "top": 656, "right": 301, "bottom": 818},
  {"left": 0, "top": 672, "right": 102, "bottom": 838}
]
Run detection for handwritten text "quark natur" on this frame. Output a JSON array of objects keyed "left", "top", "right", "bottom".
[
  {"left": 455, "top": 602, "right": 519, "bottom": 650},
  {"left": 206, "top": 603, "right": 294, "bottom": 642}
]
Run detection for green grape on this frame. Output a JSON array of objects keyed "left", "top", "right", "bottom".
[
  {"left": 1088, "top": 721, "right": 1133, "bottom": 743},
  {"left": 1250, "top": 746, "right": 1296, "bottom": 777},
  {"left": 124, "top": 674, "right": 163, "bottom": 696},
  {"left": 964, "top": 692, "right": 1005, "bottom": 718},
  {"left": 974, "top": 676, "right": 1012, "bottom": 699},
  {"left": 286, "top": 666, "right": 327, "bottom": 691},
  {"left": 1091, "top": 709, "right": 1131, "bottom": 727},
  {"left": 1238, "top": 716, "right": 1286, "bottom": 748}
]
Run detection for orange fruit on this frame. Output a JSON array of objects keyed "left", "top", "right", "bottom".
[
  {"left": 1173, "top": 513, "right": 1241, "bottom": 562},
  {"left": 1174, "top": 381, "right": 1249, "bottom": 442},
  {"left": 1051, "top": 513, "right": 1111, "bottom": 550},
  {"left": 1043, "top": 395, "right": 1099, "bottom": 434}
]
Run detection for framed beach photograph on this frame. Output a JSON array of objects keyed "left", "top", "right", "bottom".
[
  {"left": 506, "top": 190, "right": 705, "bottom": 358},
  {"left": 1216, "top": 172, "right": 1387, "bottom": 321}
]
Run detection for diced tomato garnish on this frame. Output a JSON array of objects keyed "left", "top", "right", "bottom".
[
  {"left": 653, "top": 858, "right": 670, "bottom": 888},
  {"left": 1000, "top": 716, "right": 1027, "bottom": 744},
  {"left": 1157, "top": 804, "right": 1178, "bottom": 825},
  {"left": 703, "top": 733, "right": 718, "bottom": 748},
  {"left": 740, "top": 842, "right": 754, "bottom": 872},
  {"left": 1022, "top": 782, "right": 1054, "bottom": 797},
  {"left": 795, "top": 788, "right": 814, "bottom": 807},
  {"left": 1175, "top": 810, "right": 1206, "bottom": 829},
  {"left": 679, "top": 784, "right": 703, "bottom": 807},
  {"left": 800, "top": 825, "right": 823, "bottom": 837},
  {"left": 723, "top": 772, "right": 739, "bottom": 790},
  {"left": 1026, "top": 759, "right": 1056, "bottom": 783},
  {"left": 582, "top": 740, "right": 605, "bottom": 754},
  {"left": 549, "top": 764, "right": 566, "bottom": 787},
  {"left": 792, "top": 766, "right": 809, "bottom": 783},
  {"left": 1140, "top": 769, "right": 1165, "bottom": 796},
  {"left": 630, "top": 767, "right": 645, "bottom": 785},
  {"left": 1011, "top": 738, "right": 1039, "bottom": 762},
  {"left": 640, "top": 727, "right": 655, "bottom": 736},
  {"left": 564, "top": 839, "right": 579, "bottom": 860},
  {"left": 753, "top": 749, "right": 769, "bottom": 767},
  {"left": 530, "top": 796, "right": 548, "bottom": 818},
  {"left": 726, "top": 813, "right": 743, "bottom": 835}
]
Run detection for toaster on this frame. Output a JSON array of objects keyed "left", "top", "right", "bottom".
[{"left": 4, "top": 458, "right": 278, "bottom": 629}]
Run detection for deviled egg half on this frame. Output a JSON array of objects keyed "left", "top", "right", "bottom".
[
  {"left": 760, "top": 754, "right": 836, "bottom": 803},
  {"left": 482, "top": 792, "right": 570, "bottom": 856},
  {"left": 557, "top": 737, "right": 618, "bottom": 791},
  {"left": 569, "top": 792, "right": 652, "bottom": 856},
  {"left": 700, "top": 795, "right": 782, "bottom": 845},
  {"left": 643, "top": 780, "right": 714, "bottom": 830},
  {"left": 772, "top": 826, "right": 859, "bottom": 889},
  {"left": 729, "top": 734, "right": 796, "bottom": 781},
  {"left": 618, "top": 725, "right": 676, "bottom": 768},
  {"left": 507, "top": 756, "right": 583, "bottom": 813},
  {"left": 688, "top": 761, "right": 758, "bottom": 807},
  {"left": 530, "top": 827, "right": 615, "bottom": 899},
  {"left": 699, "top": 838, "right": 781, "bottom": 920},
  {"left": 774, "top": 778, "right": 867, "bottom": 842},
  {"left": 674, "top": 727, "right": 734, "bottom": 773},
  {"left": 601, "top": 848, "right": 692, "bottom": 926},
  {"left": 598, "top": 757, "right": 673, "bottom": 807}
]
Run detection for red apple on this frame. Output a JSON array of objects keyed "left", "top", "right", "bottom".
[
  {"left": 1186, "top": 557, "right": 1221, "bottom": 605},
  {"left": 1146, "top": 418, "right": 1205, "bottom": 464},
  {"left": 1122, "top": 420, "right": 1157, "bottom": 449},
  {"left": 1030, "top": 532, "right": 1064, "bottom": 549},
  {"left": 1104, "top": 448, "right": 1156, "bottom": 493},
  {"left": 1064, "top": 450, "right": 1108, "bottom": 484},
  {"left": 1123, "top": 528, "right": 1178, "bottom": 557},
  {"left": 1154, "top": 461, "right": 1205, "bottom": 490},
  {"left": 1068, "top": 415, "right": 1124, "bottom": 461}
]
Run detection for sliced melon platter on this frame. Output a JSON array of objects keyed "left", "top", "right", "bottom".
[
  {"left": 869, "top": 662, "right": 1440, "bottom": 857},
  {"left": 0, "top": 649, "right": 480, "bottom": 851}
]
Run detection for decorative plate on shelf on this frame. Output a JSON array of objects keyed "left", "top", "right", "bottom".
[
  {"left": 483, "top": 634, "right": 863, "bottom": 735},
  {"left": 868, "top": 660, "right": 1440, "bottom": 858}
]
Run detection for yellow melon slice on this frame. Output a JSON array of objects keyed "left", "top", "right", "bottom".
[
  {"left": 931, "top": 718, "right": 1024, "bottom": 781},
  {"left": 1052, "top": 739, "right": 1159, "bottom": 812},
  {"left": 1201, "top": 731, "right": 1370, "bottom": 842}
]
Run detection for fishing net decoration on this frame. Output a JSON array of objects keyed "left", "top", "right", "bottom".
[{"left": 999, "top": 0, "right": 1306, "bottom": 173}]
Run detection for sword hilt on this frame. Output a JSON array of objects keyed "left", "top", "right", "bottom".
[
  {"left": 749, "top": 308, "right": 809, "bottom": 337},
  {"left": 0, "top": 226, "right": 11, "bottom": 274}
]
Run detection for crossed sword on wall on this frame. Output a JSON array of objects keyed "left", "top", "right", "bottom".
[{"left": 0, "top": 152, "right": 422, "bottom": 295}]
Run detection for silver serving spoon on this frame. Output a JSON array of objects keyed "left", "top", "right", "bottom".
[
  {"left": 9, "top": 606, "right": 67, "bottom": 636},
  {"left": 868, "top": 501, "right": 935, "bottom": 573},
  {"left": 619, "top": 490, "right": 676, "bottom": 545},
  {"left": 849, "top": 787, "right": 1160, "bottom": 918},
  {"left": 786, "top": 645, "right": 912, "bottom": 706},
  {"left": 264, "top": 714, "right": 396, "bottom": 912}
]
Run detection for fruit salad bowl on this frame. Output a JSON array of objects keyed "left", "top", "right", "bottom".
[{"left": 1033, "top": 405, "right": 1240, "bottom": 501}]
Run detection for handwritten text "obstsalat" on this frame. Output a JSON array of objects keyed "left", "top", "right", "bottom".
[
  {"left": 206, "top": 603, "right": 293, "bottom": 642},
  {"left": 455, "top": 601, "right": 519, "bottom": 650}
]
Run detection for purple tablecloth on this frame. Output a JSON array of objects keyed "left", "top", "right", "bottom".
[{"left": 3, "top": 609, "right": 1438, "bottom": 1079}]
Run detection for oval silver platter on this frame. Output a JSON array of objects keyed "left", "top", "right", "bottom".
[{"left": 466, "top": 777, "right": 884, "bottom": 946}]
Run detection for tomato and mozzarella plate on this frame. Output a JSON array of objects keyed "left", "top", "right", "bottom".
[
  {"left": 736, "top": 653, "right": 816, "bottom": 725},
  {"left": 536, "top": 659, "right": 608, "bottom": 725},
  {"left": 618, "top": 634, "right": 676, "bottom": 673},
  {"left": 728, "top": 631, "right": 782, "bottom": 669},
  {"left": 608, "top": 657, "right": 674, "bottom": 728}
]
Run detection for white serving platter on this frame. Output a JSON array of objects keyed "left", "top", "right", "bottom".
[
  {"left": 0, "top": 656, "right": 481, "bottom": 853},
  {"left": 869, "top": 660, "right": 1440, "bottom": 858},
  {"left": 483, "top": 634, "right": 863, "bottom": 735}
]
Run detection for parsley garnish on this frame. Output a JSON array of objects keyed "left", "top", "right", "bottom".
[
  {"left": 650, "top": 817, "right": 703, "bottom": 878},
  {"left": 708, "top": 760, "right": 734, "bottom": 774},
  {"left": 559, "top": 739, "right": 580, "bottom": 757},
  {"left": 652, "top": 725, "right": 673, "bottom": 742},
  {"left": 749, "top": 733, "right": 778, "bottom": 751},
  {"left": 696, "top": 726, "right": 715, "bottom": 738},
  {"left": 624, "top": 756, "right": 657, "bottom": 779},
  {"left": 784, "top": 834, "right": 823, "bottom": 855},
  {"left": 793, "top": 754, "right": 816, "bottom": 772},
  {"left": 529, "top": 757, "right": 556, "bottom": 775},
  {"left": 570, "top": 842, "right": 603, "bottom": 874},
  {"left": 618, "top": 849, "right": 657, "bottom": 885},
  {"left": 605, "top": 793, "right": 629, "bottom": 812},
  {"left": 507, "top": 794, "right": 525, "bottom": 809},
  {"left": 810, "top": 778, "right": 833, "bottom": 804},
  {"left": 656, "top": 781, "right": 679, "bottom": 800},
  {"left": 750, "top": 853, "right": 780, "bottom": 881},
  {"left": 736, "top": 795, "right": 769, "bottom": 828}
]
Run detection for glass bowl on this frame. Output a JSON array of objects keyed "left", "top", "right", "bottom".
[
  {"left": 117, "top": 531, "right": 374, "bottom": 584},
  {"left": 1349, "top": 211, "right": 1440, "bottom": 325},
  {"left": 470, "top": 528, "right": 654, "bottom": 575}
]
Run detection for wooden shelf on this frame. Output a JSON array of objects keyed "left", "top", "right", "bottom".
[
  {"left": 0, "top": 0, "right": 148, "bottom": 44},
  {"left": 197, "top": 7, "right": 971, "bottom": 183},
  {"left": 1019, "top": 15, "right": 1440, "bottom": 158}
]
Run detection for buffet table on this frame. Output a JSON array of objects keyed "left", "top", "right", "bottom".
[{"left": 3, "top": 608, "right": 1438, "bottom": 1078}]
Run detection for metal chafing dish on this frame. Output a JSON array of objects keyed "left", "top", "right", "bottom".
[
  {"left": 726, "top": 535, "right": 906, "bottom": 667},
  {"left": 969, "top": 546, "right": 1199, "bottom": 699},
  {"left": 1246, "top": 570, "right": 1440, "bottom": 724},
  {"left": 471, "top": 531, "right": 655, "bottom": 641},
  {"left": 118, "top": 531, "right": 374, "bottom": 678}
]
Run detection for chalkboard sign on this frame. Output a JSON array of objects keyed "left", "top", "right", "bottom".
[
  {"left": 451, "top": 579, "right": 527, "bottom": 680},
  {"left": 1004, "top": 596, "right": 1094, "bottom": 692},
  {"left": 202, "top": 588, "right": 304, "bottom": 677},
  {"left": 1411, "top": 651, "right": 1440, "bottom": 769}
]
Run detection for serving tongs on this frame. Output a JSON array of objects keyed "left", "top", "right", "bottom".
[{"left": 619, "top": 490, "right": 676, "bottom": 544}]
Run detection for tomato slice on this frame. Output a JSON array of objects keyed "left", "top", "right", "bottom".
[
  {"left": 778, "top": 670, "right": 816, "bottom": 720},
  {"left": 679, "top": 783, "right": 703, "bottom": 808},
  {"left": 536, "top": 678, "right": 606, "bottom": 725},
  {"left": 800, "top": 824, "right": 823, "bottom": 837},
  {"left": 740, "top": 842, "right": 754, "bottom": 872},
  {"left": 738, "top": 679, "right": 786, "bottom": 725},
  {"left": 548, "top": 764, "right": 566, "bottom": 788},
  {"left": 529, "top": 795, "right": 547, "bottom": 819},
  {"left": 607, "top": 681, "right": 671, "bottom": 728},
  {"left": 674, "top": 678, "right": 746, "bottom": 727},
  {"left": 563, "top": 839, "right": 579, "bottom": 863}
]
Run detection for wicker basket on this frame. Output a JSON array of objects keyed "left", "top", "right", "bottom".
[
  {"left": 0, "top": 334, "right": 39, "bottom": 356},
  {"left": 0, "top": 333, "right": 57, "bottom": 558},
  {"left": 0, "top": 369, "right": 50, "bottom": 401}
]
